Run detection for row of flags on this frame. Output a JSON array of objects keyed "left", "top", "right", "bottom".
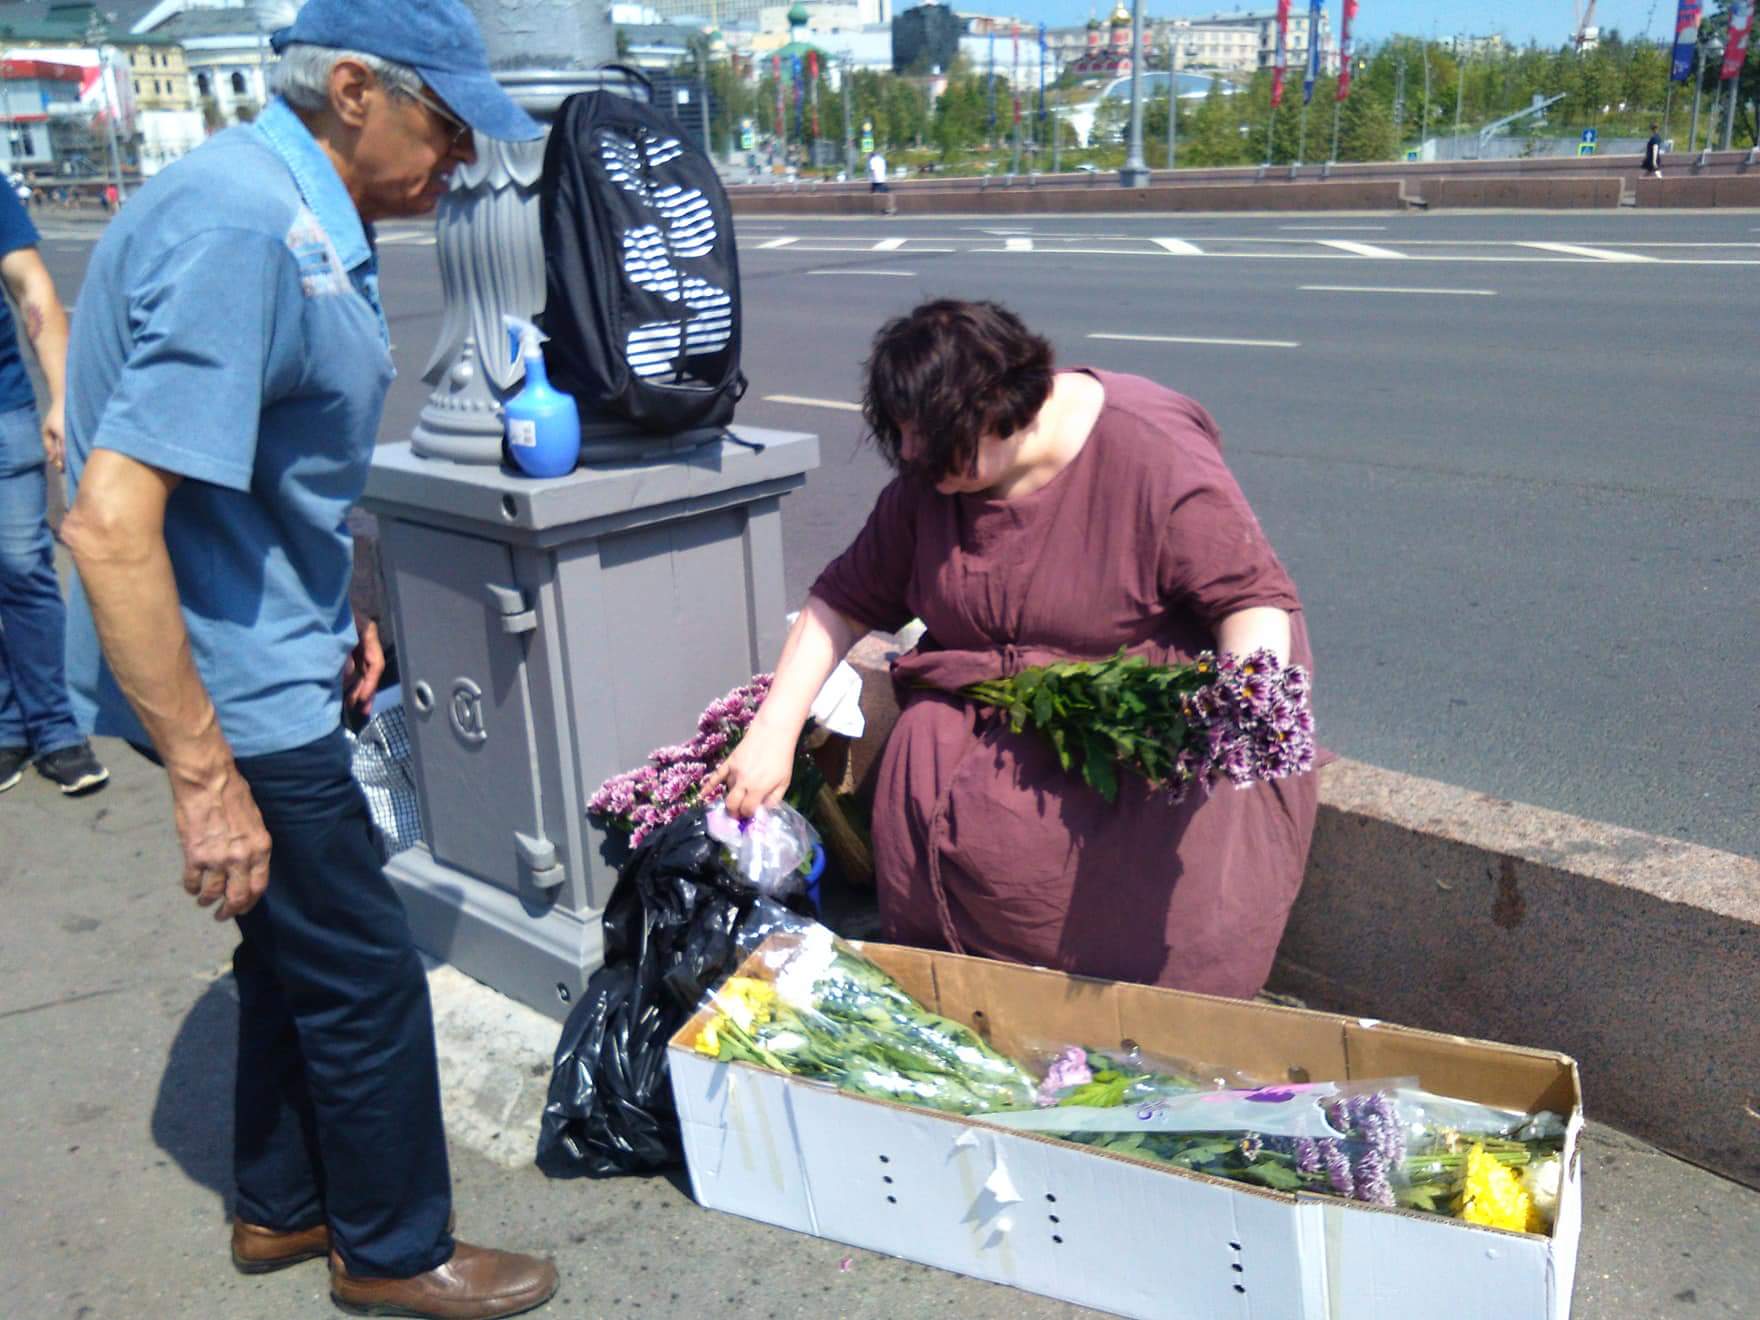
[
  {"left": 1671, "top": 3, "right": 1755, "bottom": 83},
  {"left": 766, "top": 1, "right": 1753, "bottom": 141},
  {"left": 1271, "top": 1, "right": 1356, "bottom": 110},
  {"left": 1267, "top": 2, "right": 1752, "bottom": 113}
]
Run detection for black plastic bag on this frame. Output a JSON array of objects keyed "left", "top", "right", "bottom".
[{"left": 536, "top": 807, "right": 810, "bottom": 1177}]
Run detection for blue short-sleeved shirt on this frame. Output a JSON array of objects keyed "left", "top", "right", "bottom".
[
  {"left": 64, "top": 98, "right": 395, "bottom": 758},
  {"left": 0, "top": 185, "right": 42, "bottom": 416}
]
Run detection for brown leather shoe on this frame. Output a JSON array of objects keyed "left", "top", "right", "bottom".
[
  {"left": 330, "top": 1241, "right": 558, "bottom": 1319},
  {"left": 231, "top": 1218, "right": 331, "bottom": 1274}
]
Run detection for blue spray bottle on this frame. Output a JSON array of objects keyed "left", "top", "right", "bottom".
[{"left": 502, "top": 315, "right": 580, "bottom": 478}]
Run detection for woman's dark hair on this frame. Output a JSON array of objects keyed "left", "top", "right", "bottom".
[{"left": 862, "top": 299, "right": 1055, "bottom": 481}]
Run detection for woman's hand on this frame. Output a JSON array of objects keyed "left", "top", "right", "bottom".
[{"left": 704, "top": 713, "right": 799, "bottom": 819}]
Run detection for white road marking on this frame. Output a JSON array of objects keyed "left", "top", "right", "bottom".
[
  {"left": 1316, "top": 239, "right": 1409, "bottom": 259},
  {"left": 1005, "top": 237, "right": 1034, "bottom": 251},
  {"left": 1089, "top": 333, "right": 1300, "bottom": 349},
  {"left": 1301, "top": 285, "right": 1497, "bottom": 296},
  {"left": 1151, "top": 237, "right": 1205, "bottom": 255},
  {"left": 757, "top": 236, "right": 799, "bottom": 249},
  {"left": 1518, "top": 241, "right": 1658, "bottom": 263},
  {"left": 872, "top": 237, "right": 907, "bottom": 250},
  {"left": 762, "top": 394, "right": 863, "bottom": 412},
  {"left": 806, "top": 268, "right": 917, "bottom": 276}
]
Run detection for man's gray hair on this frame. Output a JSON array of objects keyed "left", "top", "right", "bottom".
[{"left": 272, "top": 42, "right": 423, "bottom": 111}]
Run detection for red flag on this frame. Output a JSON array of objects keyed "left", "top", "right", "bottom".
[
  {"left": 1724, "top": 1, "right": 1756, "bottom": 81},
  {"left": 1337, "top": 1, "right": 1359, "bottom": 101},
  {"left": 807, "top": 51, "right": 819, "bottom": 136},
  {"left": 1271, "top": 0, "right": 1292, "bottom": 108}
]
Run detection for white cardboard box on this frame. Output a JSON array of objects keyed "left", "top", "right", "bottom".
[{"left": 669, "top": 943, "right": 1584, "bottom": 1320}]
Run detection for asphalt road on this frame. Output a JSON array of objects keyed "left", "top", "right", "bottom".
[{"left": 33, "top": 208, "right": 1760, "bottom": 859}]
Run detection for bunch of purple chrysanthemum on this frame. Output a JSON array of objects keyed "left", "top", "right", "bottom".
[
  {"left": 1275, "top": 1091, "right": 1408, "bottom": 1207},
  {"left": 960, "top": 647, "right": 1315, "bottom": 805},
  {"left": 587, "top": 675, "right": 773, "bottom": 847}
]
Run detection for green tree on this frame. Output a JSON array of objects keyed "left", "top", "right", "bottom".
[
  {"left": 1182, "top": 79, "right": 1248, "bottom": 166},
  {"left": 1336, "top": 89, "right": 1397, "bottom": 161}
]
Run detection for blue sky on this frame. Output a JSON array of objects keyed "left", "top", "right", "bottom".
[{"left": 1010, "top": 4, "right": 1672, "bottom": 48}]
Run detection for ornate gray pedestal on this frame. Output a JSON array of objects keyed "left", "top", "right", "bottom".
[
  {"left": 363, "top": 4, "right": 821, "bottom": 1019},
  {"left": 365, "top": 432, "right": 817, "bottom": 1019}
]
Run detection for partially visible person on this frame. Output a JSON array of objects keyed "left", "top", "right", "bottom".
[
  {"left": 867, "top": 148, "right": 888, "bottom": 192},
  {"left": 59, "top": 1, "right": 558, "bottom": 1316},
  {"left": 710, "top": 299, "right": 1319, "bottom": 1000},
  {"left": 0, "top": 177, "right": 108, "bottom": 796},
  {"left": 1643, "top": 123, "right": 1664, "bottom": 177}
]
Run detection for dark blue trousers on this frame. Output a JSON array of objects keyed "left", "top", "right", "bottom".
[{"left": 230, "top": 727, "right": 453, "bottom": 1279}]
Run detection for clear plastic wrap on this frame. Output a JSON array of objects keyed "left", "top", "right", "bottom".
[
  {"left": 705, "top": 802, "right": 820, "bottom": 899},
  {"left": 688, "top": 925, "right": 1038, "bottom": 1115},
  {"left": 989, "top": 1052, "right": 1568, "bottom": 1230}
]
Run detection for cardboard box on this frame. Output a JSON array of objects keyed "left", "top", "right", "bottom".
[{"left": 669, "top": 942, "right": 1584, "bottom": 1320}]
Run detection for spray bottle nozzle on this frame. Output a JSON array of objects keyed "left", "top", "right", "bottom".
[{"left": 504, "top": 315, "right": 549, "bottom": 364}]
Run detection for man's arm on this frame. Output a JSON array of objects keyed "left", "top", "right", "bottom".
[
  {"left": 60, "top": 449, "right": 271, "bottom": 920},
  {"left": 0, "top": 246, "right": 70, "bottom": 470}
]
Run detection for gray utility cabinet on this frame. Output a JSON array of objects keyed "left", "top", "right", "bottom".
[{"left": 363, "top": 429, "right": 818, "bottom": 1020}]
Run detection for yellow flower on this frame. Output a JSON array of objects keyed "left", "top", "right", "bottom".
[
  {"left": 1458, "top": 1144, "right": 1535, "bottom": 1234},
  {"left": 694, "top": 1016, "right": 723, "bottom": 1057},
  {"left": 717, "top": 976, "right": 777, "bottom": 1031}
]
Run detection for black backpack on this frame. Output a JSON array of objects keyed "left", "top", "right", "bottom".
[{"left": 538, "top": 87, "right": 746, "bottom": 436}]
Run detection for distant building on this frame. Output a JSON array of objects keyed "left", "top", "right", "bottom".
[
  {"left": 644, "top": 0, "right": 891, "bottom": 27},
  {"left": 1183, "top": 7, "right": 1334, "bottom": 74},
  {"left": 1062, "top": 4, "right": 1147, "bottom": 81},
  {"left": 892, "top": 2, "right": 963, "bottom": 75},
  {"left": 1452, "top": 33, "right": 1510, "bottom": 60},
  {"left": 0, "top": 58, "right": 84, "bottom": 168}
]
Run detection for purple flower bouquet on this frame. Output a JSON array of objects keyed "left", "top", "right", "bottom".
[
  {"left": 960, "top": 648, "right": 1315, "bottom": 804},
  {"left": 587, "top": 675, "right": 773, "bottom": 847}
]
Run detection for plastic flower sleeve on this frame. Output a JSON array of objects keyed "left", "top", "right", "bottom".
[
  {"left": 1022, "top": 1042, "right": 1271, "bottom": 1108},
  {"left": 985, "top": 1083, "right": 1363, "bottom": 1139},
  {"left": 689, "top": 925, "right": 1038, "bottom": 1115},
  {"left": 705, "top": 802, "right": 820, "bottom": 899}
]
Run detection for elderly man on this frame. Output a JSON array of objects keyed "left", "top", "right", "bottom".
[{"left": 60, "top": 3, "right": 559, "bottom": 1316}]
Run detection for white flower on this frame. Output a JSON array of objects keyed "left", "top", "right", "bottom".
[{"left": 1521, "top": 1155, "right": 1563, "bottom": 1230}]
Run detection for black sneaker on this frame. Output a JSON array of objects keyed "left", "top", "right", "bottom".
[
  {"left": 35, "top": 741, "right": 110, "bottom": 796},
  {"left": 0, "top": 745, "right": 26, "bottom": 793}
]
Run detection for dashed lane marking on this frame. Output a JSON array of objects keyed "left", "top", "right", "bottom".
[
  {"left": 1151, "top": 238, "right": 1205, "bottom": 255},
  {"left": 762, "top": 395, "right": 863, "bottom": 412},
  {"left": 1316, "top": 239, "right": 1409, "bottom": 259},
  {"left": 1301, "top": 285, "right": 1497, "bottom": 296},
  {"left": 1517, "top": 241, "right": 1658, "bottom": 263},
  {"left": 1089, "top": 332, "right": 1300, "bottom": 349}
]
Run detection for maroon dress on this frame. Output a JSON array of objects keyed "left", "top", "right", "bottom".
[{"left": 811, "top": 370, "right": 1317, "bottom": 998}]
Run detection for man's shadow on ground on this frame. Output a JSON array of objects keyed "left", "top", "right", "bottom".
[{"left": 150, "top": 978, "right": 238, "bottom": 1214}]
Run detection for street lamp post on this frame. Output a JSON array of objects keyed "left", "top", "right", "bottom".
[
  {"left": 1165, "top": 42, "right": 1188, "bottom": 170},
  {"left": 1118, "top": 0, "right": 1150, "bottom": 186},
  {"left": 1722, "top": 56, "right": 1741, "bottom": 151},
  {"left": 1689, "top": 35, "right": 1706, "bottom": 152},
  {"left": 841, "top": 60, "right": 854, "bottom": 177},
  {"left": 695, "top": 38, "right": 714, "bottom": 162}
]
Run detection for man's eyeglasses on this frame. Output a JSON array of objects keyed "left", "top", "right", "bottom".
[{"left": 406, "top": 86, "right": 472, "bottom": 150}]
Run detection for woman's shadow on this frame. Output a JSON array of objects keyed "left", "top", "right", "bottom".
[{"left": 150, "top": 978, "right": 239, "bottom": 1211}]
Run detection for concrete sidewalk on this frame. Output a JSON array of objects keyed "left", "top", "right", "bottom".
[{"left": 3, "top": 745, "right": 1756, "bottom": 1318}]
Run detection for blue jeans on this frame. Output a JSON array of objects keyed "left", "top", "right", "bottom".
[
  {"left": 0, "top": 405, "right": 81, "bottom": 755},
  {"left": 230, "top": 728, "right": 454, "bottom": 1278}
]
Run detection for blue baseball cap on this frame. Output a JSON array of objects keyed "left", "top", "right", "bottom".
[{"left": 272, "top": 0, "right": 542, "bottom": 142}]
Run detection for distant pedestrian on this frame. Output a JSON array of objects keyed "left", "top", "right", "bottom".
[
  {"left": 0, "top": 177, "right": 109, "bottom": 797},
  {"left": 1643, "top": 123, "right": 1663, "bottom": 177},
  {"left": 868, "top": 148, "right": 889, "bottom": 193},
  {"left": 102, "top": 182, "right": 118, "bottom": 213}
]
